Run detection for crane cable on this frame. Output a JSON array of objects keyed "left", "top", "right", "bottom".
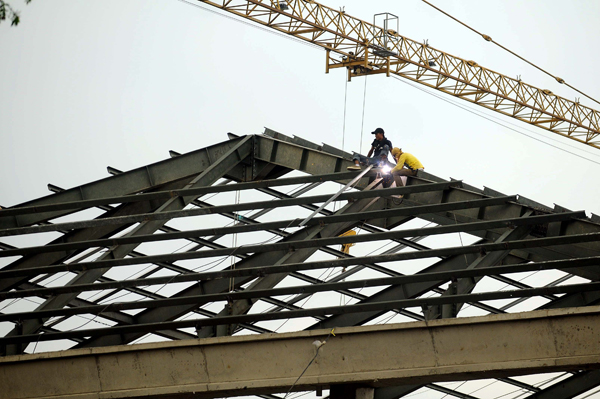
[
  {"left": 342, "top": 74, "right": 348, "bottom": 152},
  {"left": 421, "top": 0, "right": 600, "bottom": 107},
  {"left": 342, "top": 75, "right": 368, "bottom": 154},
  {"left": 359, "top": 75, "right": 368, "bottom": 154}
]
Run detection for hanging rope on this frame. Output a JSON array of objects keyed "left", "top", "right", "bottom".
[
  {"left": 342, "top": 74, "right": 348, "bottom": 152},
  {"left": 283, "top": 329, "right": 336, "bottom": 398},
  {"left": 421, "top": 0, "right": 600, "bottom": 107},
  {"left": 229, "top": 190, "right": 241, "bottom": 292},
  {"left": 359, "top": 75, "right": 368, "bottom": 154}
]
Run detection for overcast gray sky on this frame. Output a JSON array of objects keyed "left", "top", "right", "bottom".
[{"left": 1, "top": 0, "right": 600, "bottom": 216}]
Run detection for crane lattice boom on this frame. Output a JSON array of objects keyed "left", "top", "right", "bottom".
[{"left": 200, "top": 0, "right": 600, "bottom": 149}]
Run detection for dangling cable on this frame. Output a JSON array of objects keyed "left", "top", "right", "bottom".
[
  {"left": 337, "top": 74, "right": 350, "bottom": 212},
  {"left": 229, "top": 190, "right": 241, "bottom": 292},
  {"left": 283, "top": 329, "right": 336, "bottom": 398},
  {"left": 454, "top": 213, "right": 469, "bottom": 268},
  {"left": 421, "top": 0, "right": 600, "bottom": 106},
  {"left": 359, "top": 75, "right": 368, "bottom": 154},
  {"left": 342, "top": 74, "right": 348, "bottom": 152}
]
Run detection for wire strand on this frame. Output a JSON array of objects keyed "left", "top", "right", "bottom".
[
  {"left": 359, "top": 75, "right": 368, "bottom": 154},
  {"left": 391, "top": 75, "right": 600, "bottom": 166},
  {"left": 283, "top": 329, "right": 335, "bottom": 398},
  {"left": 421, "top": 0, "right": 600, "bottom": 107},
  {"left": 176, "top": 0, "right": 323, "bottom": 51},
  {"left": 342, "top": 73, "right": 348, "bottom": 152}
]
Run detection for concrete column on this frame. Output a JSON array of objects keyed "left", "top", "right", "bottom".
[
  {"left": 330, "top": 385, "right": 374, "bottom": 399},
  {"left": 356, "top": 387, "right": 375, "bottom": 399}
]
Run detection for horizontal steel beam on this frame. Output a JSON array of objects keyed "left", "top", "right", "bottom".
[
  {"left": 0, "top": 212, "right": 591, "bottom": 280},
  {"left": 2, "top": 256, "right": 599, "bottom": 321},
  {"left": 0, "top": 171, "right": 379, "bottom": 218},
  {"left": 1, "top": 307, "right": 599, "bottom": 399},
  {"left": 0, "top": 181, "right": 462, "bottom": 237},
  {"left": 0, "top": 196, "right": 517, "bottom": 258},
  {"left": 1, "top": 281, "right": 600, "bottom": 346}
]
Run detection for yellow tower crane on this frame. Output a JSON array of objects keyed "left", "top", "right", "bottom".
[{"left": 198, "top": 0, "right": 600, "bottom": 150}]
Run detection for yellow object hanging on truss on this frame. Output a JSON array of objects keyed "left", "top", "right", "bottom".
[
  {"left": 199, "top": 0, "right": 600, "bottom": 149},
  {"left": 339, "top": 229, "right": 357, "bottom": 255}
]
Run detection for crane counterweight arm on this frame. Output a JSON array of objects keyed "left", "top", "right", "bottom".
[{"left": 199, "top": 0, "right": 600, "bottom": 149}]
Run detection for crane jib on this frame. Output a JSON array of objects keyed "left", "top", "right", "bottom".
[{"left": 199, "top": 0, "right": 600, "bottom": 149}]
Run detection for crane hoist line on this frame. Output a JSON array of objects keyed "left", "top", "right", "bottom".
[{"left": 198, "top": 0, "right": 600, "bottom": 150}]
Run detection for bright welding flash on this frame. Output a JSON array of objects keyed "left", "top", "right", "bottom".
[{"left": 381, "top": 165, "right": 391, "bottom": 174}]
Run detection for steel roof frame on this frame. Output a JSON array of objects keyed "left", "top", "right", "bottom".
[{"left": 1, "top": 129, "right": 599, "bottom": 399}]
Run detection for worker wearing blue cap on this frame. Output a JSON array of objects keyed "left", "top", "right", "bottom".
[{"left": 347, "top": 127, "right": 393, "bottom": 170}]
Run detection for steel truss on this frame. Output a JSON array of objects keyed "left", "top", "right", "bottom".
[{"left": 1, "top": 129, "right": 600, "bottom": 399}]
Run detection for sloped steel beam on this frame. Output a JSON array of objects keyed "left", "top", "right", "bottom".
[
  {"left": 261, "top": 133, "right": 600, "bottom": 246},
  {"left": 1, "top": 212, "right": 589, "bottom": 281},
  {"left": 4, "top": 256, "right": 599, "bottom": 323},
  {"left": 0, "top": 171, "right": 379, "bottom": 219},
  {"left": 255, "top": 185, "right": 429, "bottom": 253},
  {"left": 0, "top": 198, "right": 161, "bottom": 292},
  {"left": 2, "top": 280, "right": 600, "bottom": 347},
  {"left": 0, "top": 196, "right": 517, "bottom": 258},
  {"left": 256, "top": 134, "right": 600, "bottom": 279},
  {"left": 1, "top": 307, "right": 599, "bottom": 399},
  {"left": 75, "top": 187, "right": 384, "bottom": 348},
  {"left": 0, "top": 181, "right": 461, "bottom": 237},
  {"left": 199, "top": 186, "right": 391, "bottom": 338},
  {"left": 2, "top": 137, "right": 254, "bottom": 355},
  {"left": 426, "top": 223, "right": 533, "bottom": 320},
  {"left": 521, "top": 370, "right": 600, "bottom": 399},
  {"left": 0, "top": 136, "right": 250, "bottom": 229},
  {"left": 388, "top": 182, "right": 600, "bottom": 280}
]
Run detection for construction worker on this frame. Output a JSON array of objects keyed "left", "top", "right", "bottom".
[
  {"left": 347, "top": 127, "right": 392, "bottom": 170},
  {"left": 390, "top": 147, "right": 424, "bottom": 186}
]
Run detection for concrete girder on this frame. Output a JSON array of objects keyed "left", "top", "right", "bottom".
[{"left": 1, "top": 307, "right": 599, "bottom": 399}]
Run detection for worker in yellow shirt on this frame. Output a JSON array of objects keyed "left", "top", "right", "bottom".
[{"left": 390, "top": 147, "right": 424, "bottom": 186}]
